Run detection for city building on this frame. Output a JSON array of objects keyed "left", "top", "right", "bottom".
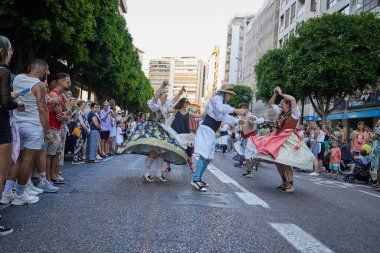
[
  {"left": 224, "top": 14, "right": 254, "bottom": 85},
  {"left": 148, "top": 57, "right": 206, "bottom": 105},
  {"left": 134, "top": 46, "right": 145, "bottom": 68},
  {"left": 202, "top": 46, "right": 221, "bottom": 108},
  {"left": 278, "top": 0, "right": 319, "bottom": 47},
  {"left": 320, "top": 0, "right": 380, "bottom": 15},
  {"left": 148, "top": 58, "right": 171, "bottom": 92},
  {"left": 118, "top": 0, "right": 128, "bottom": 15},
  {"left": 241, "top": 0, "right": 281, "bottom": 120}
]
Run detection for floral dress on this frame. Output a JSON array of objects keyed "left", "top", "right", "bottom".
[{"left": 124, "top": 99, "right": 187, "bottom": 165}]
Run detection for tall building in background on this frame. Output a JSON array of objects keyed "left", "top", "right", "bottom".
[
  {"left": 241, "top": 0, "right": 280, "bottom": 120},
  {"left": 118, "top": 0, "right": 127, "bottom": 15},
  {"left": 278, "top": 0, "right": 319, "bottom": 47},
  {"left": 320, "top": 0, "right": 379, "bottom": 15},
  {"left": 224, "top": 14, "right": 254, "bottom": 85},
  {"left": 202, "top": 46, "right": 220, "bottom": 108},
  {"left": 148, "top": 58, "right": 171, "bottom": 92},
  {"left": 148, "top": 57, "right": 206, "bottom": 105}
]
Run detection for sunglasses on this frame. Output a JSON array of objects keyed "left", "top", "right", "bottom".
[{"left": 185, "top": 101, "right": 190, "bottom": 104}]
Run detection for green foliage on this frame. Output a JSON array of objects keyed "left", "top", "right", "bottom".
[
  {"left": 229, "top": 85, "right": 253, "bottom": 108},
  {"left": 0, "top": 0, "right": 153, "bottom": 112},
  {"left": 255, "top": 48, "right": 289, "bottom": 102},
  {"left": 255, "top": 12, "right": 380, "bottom": 122},
  {"left": 286, "top": 12, "right": 380, "bottom": 121}
]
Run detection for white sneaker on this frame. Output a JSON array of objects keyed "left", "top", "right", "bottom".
[
  {"left": 0, "top": 193, "right": 14, "bottom": 205},
  {"left": 27, "top": 184, "right": 43, "bottom": 195},
  {"left": 309, "top": 172, "right": 320, "bottom": 176},
  {"left": 25, "top": 186, "right": 39, "bottom": 196},
  {"left": 12, "top": 192, "right": 39, "bottom": 206},
  {"left": 96, "top": 154, "right": 103, "bottom": 160}
]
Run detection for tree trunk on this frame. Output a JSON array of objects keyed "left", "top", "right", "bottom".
[{"left": 321, "top": 113, "right": 327, "bottom": 125}]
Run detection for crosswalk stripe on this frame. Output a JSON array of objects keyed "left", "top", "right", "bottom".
[
  {"left": 270, "top": 223, "right": 334, "bottom": 253},
  {"left": 208, "top": 163, "right": 270, "bottom": 208}
]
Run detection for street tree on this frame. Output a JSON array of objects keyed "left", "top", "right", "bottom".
[
  {"left": 229, "top": 85, "right": 254, "bottom": 108},
  {"left": 285, "top": 12, "right": 380, "bottom": 123},
  {"left": 0, "top": 0, "right": 97, "bottom": 73},
  {"left": 255, "top": 48, "right": 292, "bottom": 103}
]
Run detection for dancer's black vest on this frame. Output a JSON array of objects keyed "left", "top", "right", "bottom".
[{"left": 202, "top": 114, "right": 222, "bottom": 132}]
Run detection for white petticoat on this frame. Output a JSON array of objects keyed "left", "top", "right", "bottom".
[{"left": 245, "top": 132, "right": 314, "bottom": 171}]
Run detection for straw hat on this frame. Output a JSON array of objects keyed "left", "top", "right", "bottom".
[
  {"left": 219, "top": 84, "right": 236, "bottom": 95},
  {"left": 239, "top": 103, "right": 249, "bottom": 108}
]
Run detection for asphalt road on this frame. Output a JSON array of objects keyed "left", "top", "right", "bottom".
[{"left": 1, "top": 151, "right": 379, "bottom": 253}]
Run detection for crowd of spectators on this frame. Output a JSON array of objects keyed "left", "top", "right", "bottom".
[{"left": 0, "top": 35, "right": 144, "bottom": 236}]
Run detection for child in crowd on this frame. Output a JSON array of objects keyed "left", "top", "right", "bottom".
[
  {"left": 115, "top": 121, "right": 125, "bottom": 154},
  {"left": 327, "top": 140, "right": 341, "bottom": 180},
  {"left": 347, "top": 148, "right": 370, "bottom": 174},
  {"left": 303, "top": 131, "right": 311, "bottom": 148}
]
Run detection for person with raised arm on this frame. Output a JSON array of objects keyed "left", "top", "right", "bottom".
[
  {"left": 245, "top": 86, "right": 314, "bottom": 193},
  {"left": 125, "top": 80, "right": 188, "bottom": 183}
]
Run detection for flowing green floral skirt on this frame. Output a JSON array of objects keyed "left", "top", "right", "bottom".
[{"left": 124, "top": 121, "right": 188, "bottom": 165}]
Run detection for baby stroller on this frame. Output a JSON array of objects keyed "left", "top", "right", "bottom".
[
  {"left": 340, "top": 143, "right": 353, "bottom": 173},
  {"left": 343, "top": 161, "right": 374, "bottom": 184}
]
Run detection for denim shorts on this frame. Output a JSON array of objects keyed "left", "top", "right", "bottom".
[{"left": 329, "top": 163, "right": 340, "bottom": 171}]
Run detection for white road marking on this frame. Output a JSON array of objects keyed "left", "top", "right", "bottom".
[
  {"left": 129, "top": 156, "right": 145, "bottom": 170},
  {"left": 101, "top": 156, "right": 114, "bottom": 162},
  {"left": 358, "top": 190, "right": 380, "bottom": 198},
  {"left": 208, "top": 163, "right": 270, "bottom": 208},
  {"left": 297, "top": 175, "right": 372, "bottom": 189},
  {"left": 270, "top": 223, "right": 334, "bottom": 253}
]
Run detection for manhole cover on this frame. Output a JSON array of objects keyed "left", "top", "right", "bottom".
[{"left": 160, "top": 191, "right": 242, "bottom": 209}]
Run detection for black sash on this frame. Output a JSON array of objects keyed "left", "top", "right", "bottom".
[{"left": 202, "top": 114, "right": 222, "bottom": 132}]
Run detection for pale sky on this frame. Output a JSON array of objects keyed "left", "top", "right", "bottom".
[{"left": 126, "top": 0, "right": 265, "bottom": 69}]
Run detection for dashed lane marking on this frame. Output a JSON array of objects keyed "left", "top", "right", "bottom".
[
  {"left": 357, "top": 190, "right": 380, "bottom": 198},
  {"left": 270, "top": 223, "right": 334, "bottom": 253},
  {"left": 208, "top": 163, "right": 270, "bottom": 208}
]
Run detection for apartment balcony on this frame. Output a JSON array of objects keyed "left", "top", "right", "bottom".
[{"left": 297, "top": 4, "right": 305, "bottom": 18}]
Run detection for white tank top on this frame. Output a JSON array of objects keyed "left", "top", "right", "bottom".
[
  {"left": 13, "top": 74, "right": 41, "bottom": 126},
  {"left": 317, "top": 130, "right": 325, "bottom": 143}
]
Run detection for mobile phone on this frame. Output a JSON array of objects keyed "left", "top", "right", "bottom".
[{"left": 18, "top": 88, "right": 31, "bottom": 96}]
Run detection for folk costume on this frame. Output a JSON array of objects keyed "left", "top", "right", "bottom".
[
  {"left": 125, "top": 98, "right": 188, "bottom": 165},
  {"left": 234, "top": 110, "right": 264, "bottom": 176},
  {"left": 245, "top": 104, "right": 314, "bottom": 171},
  {"left": 191, "top": 85, "right": 239, "bottom": 191}
]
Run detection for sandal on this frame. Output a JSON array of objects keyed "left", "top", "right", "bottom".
[
  {"left": 51, "top": 178, "right": 65, "bottom": 184},
  {"left": 87, "top": 160, "right": 100, "bottom": 163}
]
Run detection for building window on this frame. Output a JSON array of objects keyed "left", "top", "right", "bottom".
[
  {"left": 297, "top": 0, "right": 305, "bottom": 17},
  {"left": 350, "top": 0, "right": 363, "bottom": 13},
  {"left": 363, "top": 0, "right": 380, "bottom": 11},
  {"left": 290, "top": 3, "right": 296, "bottom": 24},
  {"left": 280, "top": 14, "right": 285, "bottom": 32},
  {"left": 340, "top": 4, "right": 350, "bottom": 14},
  {"left": 285, "top": 8, "right": 290, "bottom": 29},
  {"left": 290, "top": 29, "right": 294, "bottom": 38},
  {"left": 311, "top": 0, "right": 317, "bottom": 11},
  {"left": 327, "top": 0, "right": 337, "bottom": 9},
  {"left": 281, "top": 0, "right": 286, "bottom": 10}
]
